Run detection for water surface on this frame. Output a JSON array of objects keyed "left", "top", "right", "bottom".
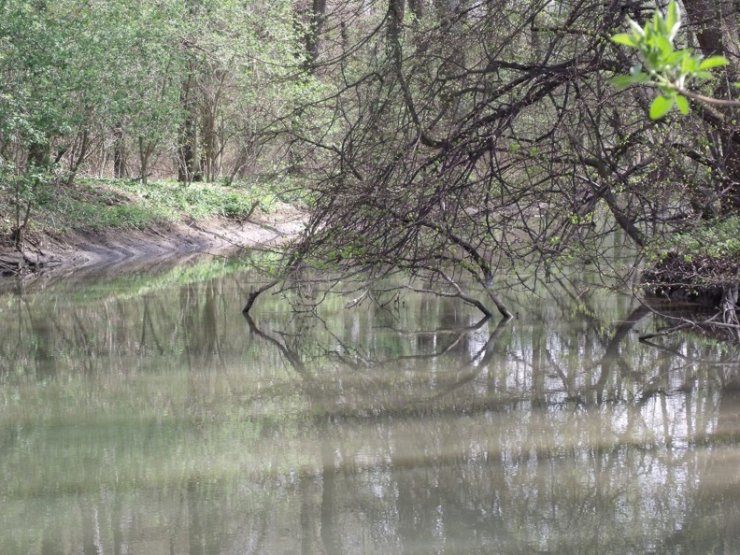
[{"left": 1, "top": 259, "right": 739, "bottom": 554}]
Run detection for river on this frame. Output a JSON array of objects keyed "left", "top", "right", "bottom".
[{"left": 1, "top": 256, "right": 739, "bottom": 554}]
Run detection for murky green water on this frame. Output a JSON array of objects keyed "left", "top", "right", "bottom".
[{"left": 1, "top": 258, "right": 739, "bottom": 554}]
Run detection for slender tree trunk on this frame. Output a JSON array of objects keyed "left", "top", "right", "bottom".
[
  {"left": 66, "top": 129, "right": 89, "bottom": 186},
  {"left": 139, "top": 136, "right": 150, "bottom": 185},
  {"left": 199, "top": 70, "right": 225, "bottom": 183},
  {"left": 113, "top": 124, "right": 126, "bottom": 178},
  {"left": 304, "top": 0, "right": 327, "bottom": 71},
  {"left": 178, "top": 0, "right": 202, "bottom": 185},
  {"left": 408, "top": 0, "right": 424, "bottom": 19},
  {"left": 287, "top": 0, "right": 329, "bottom": 174},
  {"left": 178, "top": 71, "right": 198, "bottom": 184},
  {"left": 389, "top": 0, "right": 405, "bottom": 41}
]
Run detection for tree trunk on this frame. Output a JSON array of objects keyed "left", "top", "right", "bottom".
[
  {"left": 139, "top": 137, "right": 151, "bottom": 185},
  {"left": 113, "top": 124, "right": 126, "bottom": 178},
  {"left": 178, "top": 72, "right": 199, "bottom": 184},
  {"left": 300, "top": 0, "right": 328, "bottom": 72},
  {"left": 308, "top": 0, "right": 327, "bottom": 63},
  {"left": 408, "top": 0, "right": 424, "bottom": 19},
  {"left": 199, "top": 69, "right": 225, "bottom": 183},
  {"left": 178, "top": 0, "right": 202, "bottom": 185},
  {"left": 389, "top": 0, "right": 405, "bottom": 41},
  {"left": 66, "top": 129, "right": 89, "bottom": 186}
]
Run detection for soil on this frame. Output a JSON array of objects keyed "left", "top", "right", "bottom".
[{"left": 0, "top": 203, "right": 305, "bottom": 280}]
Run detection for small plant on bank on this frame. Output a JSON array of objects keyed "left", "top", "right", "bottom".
[{"left": 0, "top": 164, "right": 56, "bottom": 244}]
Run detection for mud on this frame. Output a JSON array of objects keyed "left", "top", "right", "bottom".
[{"left": 0, "top": 205, "right": 305, "bottom": 282}]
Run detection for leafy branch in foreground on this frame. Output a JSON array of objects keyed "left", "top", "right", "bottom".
[{"left": 610, "top": 0, "right": 739, "bottom": 119}]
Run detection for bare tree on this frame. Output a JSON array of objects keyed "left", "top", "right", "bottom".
[{"left": 244, "top": 0, "right": 737, "bottom": 324}]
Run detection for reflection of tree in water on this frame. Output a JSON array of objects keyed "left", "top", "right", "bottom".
[
  {"left": 2, "top": 272, "right": 740, "bottom": 553},
  {"left": 0, "top": 276, "right": 247, "bottom": 555},
  {"left": 180, "top": 280, "right": 221, "bottom": 361},
  {"left": 243, "top": 285, "right": 740, "bottom": 554}
]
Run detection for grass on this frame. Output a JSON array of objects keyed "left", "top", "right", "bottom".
[{"left": 0, "top": 177, "right": 288, "bottom": 236}]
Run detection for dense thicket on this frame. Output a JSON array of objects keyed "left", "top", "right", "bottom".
[{"left": 272, "top": 0, "right": 739, "bottom": 322}]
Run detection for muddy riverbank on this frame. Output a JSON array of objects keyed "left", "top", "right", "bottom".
[{"left": 0, "top": 204, "right": 304, "bottom": 279}]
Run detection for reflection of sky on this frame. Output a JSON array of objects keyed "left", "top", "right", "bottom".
[{"left": 468, "top": 319, "right": 490, "bottom": 362}]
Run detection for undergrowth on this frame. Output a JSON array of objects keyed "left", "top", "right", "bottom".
[
  {"left": 0, "top": 177, "right": 288, "bottom": 235},
  {"left": 645, "top": 216, "right": 740, "bottom": 289}
]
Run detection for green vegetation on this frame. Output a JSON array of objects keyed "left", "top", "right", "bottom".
[
  {"left": 55, "top": 256, "right": 256, "bottom": 303},
  {"left": 668, "top": 217, "right": 740, "bottom": 263},
  {"left": 610, "top": 0, "right": 736, "bottom": 119},
  {"left": 0, "top": 0, "right": 312, "bottom": 244},
  {"left": 608, "top": 0, "right": 738, "bottom": 313},
  {"left": 647, "top": 216, "right": 740, "bottom": 288},
  {"left": 0, "top": 178, "right": 282, "bottom": 235}
]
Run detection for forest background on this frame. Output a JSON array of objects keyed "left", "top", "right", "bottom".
[{"left": 0, "top": 0, "right": 738, "bottom": 326}]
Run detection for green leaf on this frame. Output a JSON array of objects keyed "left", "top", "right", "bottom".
[
  {"left": 675, "top": 94, "right": 689, "bottom": 115},
  {"left": 627, "top": 18, "right": 645, "bottom": 37},
  {"left": 649, "top": 95, "right": 673, "bottom": 119},
  {"left": 664, "top": 50, "right": 683, "bottom": 66},
  {"left": 699, "top": 55, "right": 729, "bottom": 70},
  {"left": 611, "top": 75, "right": 635, "bottom": 89},
  {"left": 611, "top": 71, "right": 650, "bottom": 89},
  {"left": 666, "top": 0, "right": 680, "bottom": 40},
  {"left": 680, "top": 53, "right": 699, "bottom": 74},
  {"left": 652, "top": 12, "right": 665, "bottom": 35},
  {"left": 611, "top": 33, "right": 637, "bottom": 47},
  {"left": 655, "top": 35, "right": 674, "bottom": 56}
]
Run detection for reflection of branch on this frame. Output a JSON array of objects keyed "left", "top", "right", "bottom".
[
  {"left": 638, "top": 336, "right": 690, "bottom": 360},
  {"left": 401, "top": 333, "right": 465, "bottom": 360},
  {"left": 242, "top": 277, "right": 281, "bottom": 314},
  {"left": 243, "top": 302, "right": 511, "bottom": 407},
  {"left": 638, "top": 322, "right": 692, "bottom": 342},
  {"left": 242, "top": 250, "right": 306, "bottom": 314},
  {"left": 410, "top": 264, "right": 512, "bottom": 319},
  {"left": 344, "top": 289, "right": 368, "bottom": 309},
  {"left": 545, "top": 348, "right": 575, "bottom": 399},
  {"left": 243, "top": 313, "right": 308, "bottom": 377},
  {"left": 595, "top": 305, "right": 651, "bottom": 400},
  {"left": 605, "top": 305, "right": 651, "bottom": 357},
  {"left": 426, "top": 317, "right": 510, "bottom": 401},
  {"left": 639, "top": 298, "right": 740, "bottom": 343},
  {"left": 376, "top": 315, "right": 489, "bottom": 336},
  {"left": 139, "top": 300, "right": 165, "bottom": 355},
  {"left": 310, "top": 310, "right": 373, "bottom": 367},
  {"left": 403, "top": 280, "right": 493, "bottom": 319}
]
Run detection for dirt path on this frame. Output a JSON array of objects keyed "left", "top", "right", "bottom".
[{"left": 0, "top": 205, "right": 305, "bottom": 279}]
